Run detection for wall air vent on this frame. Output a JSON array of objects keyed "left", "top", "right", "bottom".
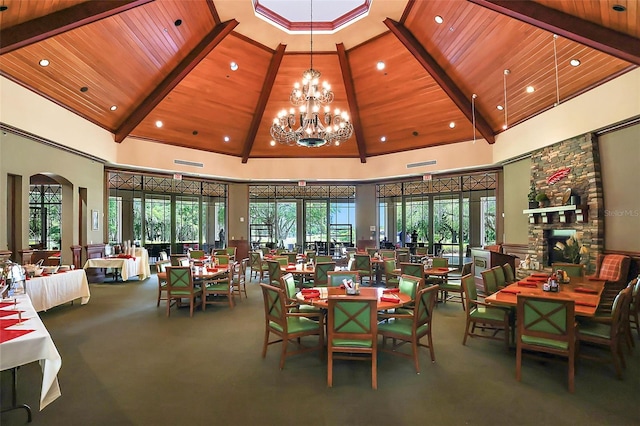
[
  {"left": 174, "top": 159, "right": 204, "bottom": 168},
  {"left": 406, "top": 160, "right": 436, "bottom": 169}
]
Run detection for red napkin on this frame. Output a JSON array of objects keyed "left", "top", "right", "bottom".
[
  {"left": 0, "top": 310, "right": 22, "bottom": 318},
  {"left": 575, "top": 300, "right": 597, "bottom": 307},
  {"left": 301, "top": 288, "right": 318, "bottom": 294},
  {"left": 528, "top": 277, "right": 548, "bottom": 282},
  {"left": 500, "top": 288, "right": 521, "bottom": 294},
  {"left": 380, "top": 295, "right": 400, "bottom": 303},
  {"left": 207, "top": 267, "right": 218, "bottom": 272},
  {"left": 57, "top": 270, "right": 67, "bottom": 273},
  {"left": 574, "top": 287, "right": 598, "bottom": 294},
  {"left": 517, "top": 282, "right": 538, "bottom": 288},
  {"left": 0, "top": 328, "right": 35, "bottom": 344},
  {"left": 0, "top": 318, "right": 23, "bottom": 328},
  {"left": 0, "top": 302, "right": 17, "bottom": 309},
  {"left": 303, "top": 292, "right": 320, "bottom": 300},
  {"left": 437, "top": 267, "right": 449, "bottom": 271},
  {"left": 383, "top": 288, "right": 400, "bottom": 293},
  {"left": 531, "top": 273, "right": 549, "bottom": 278},
  {"left": 286, "top": 266, "right": 296, "bottom": 271}
]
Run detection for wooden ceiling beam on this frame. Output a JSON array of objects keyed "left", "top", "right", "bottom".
[
  {"left": 115, "top": 19, "right": 238, "bottom": 143},
  {"left": 469, "top": 0, "right": 640, "bottom": 66},
  {"left": 0, "top": 0, "right": 154, "bottom": 55},
  {"left": 336, "top": 43, "right": 367, "bottom": 163},
  {"left": 241, "top": 44, "right": 287, "bottom": 163},
  {"left": 384, "top": 18, "right": 495, "bottom": 144}
]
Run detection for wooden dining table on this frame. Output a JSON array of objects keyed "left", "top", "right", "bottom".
[
  {"left": 485, "top": 274, "right": 605, "bottom": 317},
  {"left": 295, "top": 286, "right": 412, "bottom": 310}
]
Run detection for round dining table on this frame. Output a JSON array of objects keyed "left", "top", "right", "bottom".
[{"left": 295, "top": 286, "right": 412, "bottom": 310}]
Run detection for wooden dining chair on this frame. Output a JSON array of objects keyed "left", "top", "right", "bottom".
[
  {"left": 165, "top": 266, "right": 202, "bottom": 317},
  {"left": 260, "top": 283, "right": 324, "bottom": 370},
  {"left": 481, "top": 268, "right": 498, "bottom": 296},
  {"left": 552, "top": 262, "right": 584, "bottom": 278},
  {"left": 577, "top": 285, "right": 633, "bottom": 379},
  {"left": 439, "top": 262, "right": 471, "bottom": 309},
  {"left": 327, "top": 271, "right": 359, "bottom": 287},
  {"left": 155, "top": 259, "right": 171, "bottom": 307},
  {"left": 266, "top": 260, "right": 282, "bottom": 287},
  {"left": 353, "top": 254, "right": 373, "bottom": 286},
  {"left": 249, "top": 251, "right": 268, "bottom": 281},
  {"left": 225, "top": 246, "right": 237, "bottom": 261},
  {"left": 491, "top": 265, "right": 507, "bottom": 289},
  {"left": 516, "top": 294, "right": 577, "bottom": 393},
  {"left": 231, "top": 258, "right": 248, "bottom": 299},
  {"left": 327, "top": 294, "right": 378, "bottom": 389},
  {"left": 630, "top": 277, "right": 640, "bottom": 339},
  {"left": 315, "top": 255, "right": 332, "bottom": 264},
  {"left": 502, "top": 262, "right": 516, "bottom": 284},
  {"left": 378, "top": 284, "right": 439, "bottom": 373},
  {"left": 308, "top": 262, "right": 335, "bottom": 287},
  {"left": 202, "top": 268, "right": 234, "bottom": 310},
  {"left": 399, "top": 262, "right": 423, "bottom": 280},
  {"left": 383, "top": 259, "right": 399, "bottom": 288},
  {"left": 395, "top": 274, "right": 424, "bottom": 315},
  {"left": 462, "top": 274, "right": 511, "bottom": 350}
]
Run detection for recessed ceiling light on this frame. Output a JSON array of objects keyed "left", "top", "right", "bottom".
[
  {"left": 230, "top": 62, "right": 238, "bottom": 71},
  {"left": 110, "top": 105, "right": 117, "bottom": 111},
  {"left": 80, "top": 86, "right": 88, "bottom": 92},
  {"left": 612, "top": 4, "right": 626, "bottom": 12},
  {"left": 570, "top": 59, "right": 581, "bottom": 67},
  {"left": 380, "top": 136, "right": 386, "bottom": 142},
  {"left": 497, "top": 105, "right": 504, "bottom": 111},
  {"left": 434, "top": 15, "right": 443, "bottom": 24},
  {"left": 0, "top": 5, "right": 8, "bottom": 12},
  {"left": 526, "top": 86, "right": 535, "bottom": 93},
  {"left": 155, "top": 120, "right": 163, "bottom": 128},
  {"left": 39, "top": 59, "right": 49, "bottom": 67},
  {"left": 174, "top": 19, "right": 182, "bottom": 27},
  {"left": 449, "top": 122, "right": 455, "bottom": 129},
  {"left": 502, "top": 124, "right": 508, "bottom": 130},
  {"left": 334, "top": 141, "right": 340, "bottom": 146},
  {"left": 224, "top": 136, "right": 230, "bottom": 142},
  {"left": 376, "top": 61, "right": 385, "bottom": 71},
  {"left": 270, "top": 140, "right": 276, "bottom": 146}
]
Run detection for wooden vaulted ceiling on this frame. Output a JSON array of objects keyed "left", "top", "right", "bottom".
[{"left": 0, "top": 0, "right": 637, "bottom": 164}]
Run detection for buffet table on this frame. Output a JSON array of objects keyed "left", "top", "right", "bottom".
[
  {"left": 83, "top": 248, "right": 151, "bottom": 281},
  {"left": 0, "top": 294, "right": 62, "bottom": 410},
  {"left": 26, "top": 269, "right": 90, "bottom": 312}
]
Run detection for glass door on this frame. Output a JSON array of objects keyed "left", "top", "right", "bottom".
[
  {"left": 433, "top": 195, "right": 461, "bottom": 267},
  {"left": 305, "top": 201, "right": 328, "bottom": 254}
]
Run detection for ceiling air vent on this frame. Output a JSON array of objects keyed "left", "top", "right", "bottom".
[
  {"left": 174, "top": 159, "right": 204, "bottom": 168},
  {"left": 406, "top": 160, "right": 436, "bottom": 169}
]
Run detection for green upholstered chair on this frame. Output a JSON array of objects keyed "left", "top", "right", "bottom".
[
  {"left": 378, "top": 284, "right": 439, "bottom": 373},
  {"left": 327, "top": 271, "right": 359, "bottom": 287},
  {"left": 231, "top": 258, "right": 248, "bottom": 299},
  {"left": 155, "top": 259, "right": 171, "bottom": 307},
  {"left": 214, "top": 254, "right": 230, "bottom": 266},
  {"left": 202, "top": 269, "right": 234, "bottom": 310},
  {"left": 481, "top": 268, "right": 498, "bottom": 296},
  {"left": 327, "top": 294, "right": 378, "bottom": 389},
  {"left": 491, "top": 265, "right": 507, "bottom": 290},
  {"left": 225, "top": 246, "right": 237, "bottom": 261},
  {"left": 266, "top": 260, "right": 282, "bottom": 286},
  {"left": 396, "top": 252, "right": 410, "bottom": 263},
  {"left": 516, "top": 294, "right": 577, "bottom": 392},
  {"left": 260, "top": 283, "right": 324, "bottom": 370},
  {"left": 283, "top": 252, "right": 298, "bottom": 264},
  {"left": 165, "top": 266, "right": 202, "bottom": 317},
  {"left": 439, "top": 262, "right": 471, "bottom": 309},
  {"left": 552, "top": 262, "right": 584, "bottom": 278},
  {"left": 380, "top": 250, "right": 396, "bottom": 260},
  {"left": 213, "top": 249, "right": 227, "bottom": 257},
  {"left": 280, "top": 273, "right": 318, "bottom": 314},
  {"left": 308, "top": 262, "right": 335, "bottom": 287},
  {"left": 502, "top": 262, "right": 516, "bottom": 284},
  {"left": 366, "top": 248, "right": 378, "bottom": 257},
  {"left": 399, "top": 262, "right": 424, "bottom": 281},
  {"left": 189, "top": 250, "right": 206, "bottom": 264},
  {"left": 354, "top": 254, "right": 373, "bottom": 285},
  {"left": 426, "top": 257, "right": 448, "bottom": 286},
  {"left": 249, "top": 251, "right": 269, "bottom": 281},
  {"left": 274, "top": 256, "right": 288, "bottom": 266},
  {"left": 316, "top": 255, "right": 332, "bottom": 264},
  {"left": 578, "top": 285, "right": 632, "bottom": 379},
  {"left": 462, "top": 274, "right": 510, "bottom": 350},
  {"left": 260, "top": 247, "right": 270, "bottom": 256},
  {"left": 395, "top": 274, "right": 424, "bottom": 315},
  {"left": 415, "top": 246, "right": 428, "bottom": 257},
  {"left": 304, "top": 250, "right": 316, "bottom": 263},
  {"left": 383, "top": 259, "right": 399, "bottom": 288}
]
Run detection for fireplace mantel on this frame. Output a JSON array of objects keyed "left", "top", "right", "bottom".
[{"left": 523, "top": 205, "right": 587, "bottom": 224}]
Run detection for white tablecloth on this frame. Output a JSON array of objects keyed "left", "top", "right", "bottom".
[
  {"left": 1, "top": 294, "right": 62, "bottom": 410},
  {"left": 83, "top": 248, "right": 150, "bottom": 281},
  {"left": 26, "top": 269, "right": 91, "bottom": 312}
]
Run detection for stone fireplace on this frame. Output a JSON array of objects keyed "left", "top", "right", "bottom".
[{"left": 526, "top": 133, "right": 603, "bottom": 274}]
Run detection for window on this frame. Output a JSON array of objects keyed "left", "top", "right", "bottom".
[
  {"left": 144, "top": 194, "right": 171, "bottom": 244},
  {"left": 480, "top": 195, "right": 496, "bottom": 246},
  {"left": 175, "top": 196, "right": 200, "bottom": 244},
  {"left": 108, "top": 196, "right": 122, "bottom": 244},
  {"left": 29, "top": 184, "right": 62, "bottom": 250}
]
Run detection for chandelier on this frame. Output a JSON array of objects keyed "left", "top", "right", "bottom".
[{"left": 269, "top": 0, "right": 353, "bottom": 148}]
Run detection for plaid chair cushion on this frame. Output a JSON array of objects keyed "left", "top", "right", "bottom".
[{"left": 598, "top": 254, "right": 626, "bottom": 281}]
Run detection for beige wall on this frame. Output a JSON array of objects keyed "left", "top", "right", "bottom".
[
  {"left": 599, "top": 123, "right": 640, "bottom": 252},
  {"left": 227, "top": 183, "right": 249, "bottom": 241},
  {"left": 355, "top": 184, "right": 377, "bottom": 244},
  {"left": 0, "top": 132, "right": 104, "bottom": 264},
  {"left": 503, "top": 158, "right": 531, "bottom": 244}
]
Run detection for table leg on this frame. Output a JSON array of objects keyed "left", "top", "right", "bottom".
[{"left": 1, "top": 367, "right": 33, "bottom": 423}]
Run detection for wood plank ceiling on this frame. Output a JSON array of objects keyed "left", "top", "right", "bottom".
[{"left": 0, "top": 0, "right": 637, "bottom": 163}]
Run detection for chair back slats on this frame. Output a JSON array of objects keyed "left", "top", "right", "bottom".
[
  {"left": 415, "top": 285, "right": 439, "bottom": 328},
  {"left": 462, "top": 274, "right": 478, "bottom": 302},
  {"left": 167, "top": 267, "right": 192, "bottom": 289},
  {"left": 354, "top": 254, "right": 371, "bottom": 271},
  {"left": 281, "top": 273, "right": 297, "bottom": 300},
  {"left": 431, "top": 257, "right": 448, "bottom": 268},
  {"left": 502, "top": 262, "right": 515, "bottom": 283},
  {"left": 399, "top": 274, "right": 423, "bottom": 299},
  {"left": 262, "top": 284, "right": 285, "bottom": 329},
  {"left": 491, "top": 265, "right": 506, "bottom": 288},
  {"left": 215, "top": 255, "right": 230, "bottom": 265},
  {"left": 267, "top": 260, "right": 282, "bottom": 285}
]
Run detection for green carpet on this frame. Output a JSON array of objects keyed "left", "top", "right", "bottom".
[{"left": 2, "top": 274, "right": 638, "bottom": 425}]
